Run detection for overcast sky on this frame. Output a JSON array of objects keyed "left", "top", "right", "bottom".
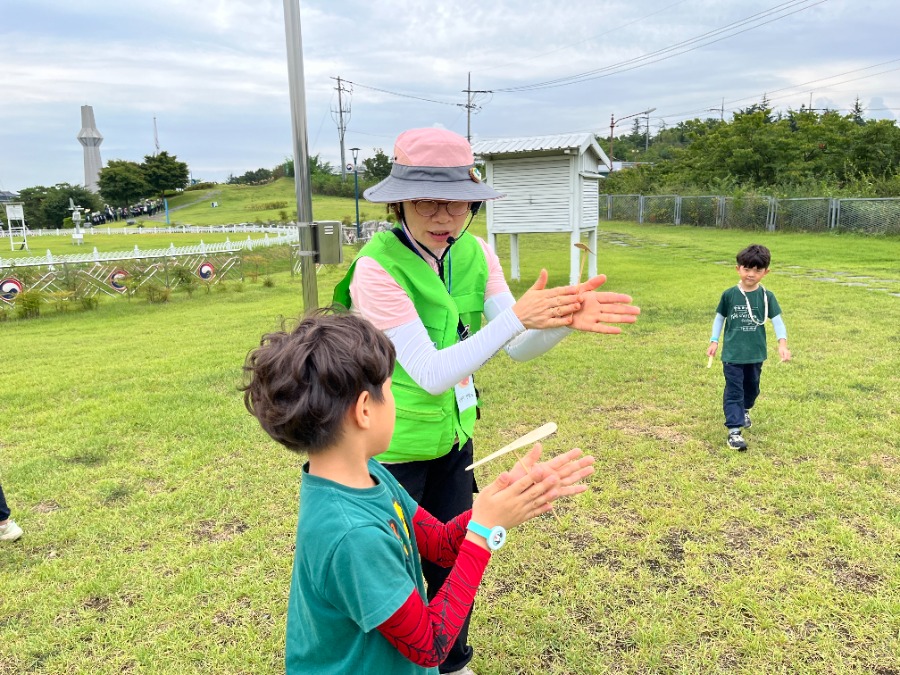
[{"left": 1, "top": 0, "right": 897, "bottom": 193}]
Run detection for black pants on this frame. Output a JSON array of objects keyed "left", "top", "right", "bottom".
[
  {"left": 723, "top": 362, "right": 762, "bottom": 429},
  {"left": 0, "top": 483, "right": 10, "bottom": 522},
  {"left": 383, "top": 439, "right": 478, "bottom": 674}
]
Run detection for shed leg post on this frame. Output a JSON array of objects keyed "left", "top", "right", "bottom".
[{"left": 510, "top": 233, "right": 520, "bottom": 281}]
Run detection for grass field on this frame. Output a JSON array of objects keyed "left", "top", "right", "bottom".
[
  {"left": 0, "top": 218, "right": 897, "bottom": 674},
  {"left": 163, "top": 179, "right": 388, "bottom": 227}
]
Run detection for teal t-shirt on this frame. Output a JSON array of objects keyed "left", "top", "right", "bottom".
[
  {"left": 286, "top": 459, "right": 436, "bottom": 675},
  {"left": 716, "top": 285, "right": 782, "bottom": 364}
]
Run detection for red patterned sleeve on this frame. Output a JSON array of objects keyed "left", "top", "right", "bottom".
[
  {"left": 412, "top": 505, "right": 472, "bottom": 567},
  {"left": 376, "top": 539, "right": 490, "bottom": 667}
]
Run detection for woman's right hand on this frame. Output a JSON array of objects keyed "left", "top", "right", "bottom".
[{"left": 512, "top": 269, "right": 581, "bottom": 329}]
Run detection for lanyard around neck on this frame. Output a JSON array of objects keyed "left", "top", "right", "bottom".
[{"left": 737, "top": 284, "right": 767, "bottom": 326}]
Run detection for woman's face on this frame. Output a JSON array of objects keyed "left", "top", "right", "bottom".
[{"left": 401, "top": 200, "right": 471, "bottom": 250}]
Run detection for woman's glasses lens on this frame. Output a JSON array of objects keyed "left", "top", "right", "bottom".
[{"left": 414, "top": 201, "right": 470, "bottom": 217}]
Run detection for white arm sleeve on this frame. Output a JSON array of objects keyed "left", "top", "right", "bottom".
[
  {"left": 383, "top": 308, "right": 525, "bottom": 395},
  {"left": 484, "top": 292, "right": 572, "bottom": 362},
  {"left": 711, "top": 313, "right": 725, "bottom": 341},
  {"left": 771, "top": 314, "right": 787, "bottom": 340}
]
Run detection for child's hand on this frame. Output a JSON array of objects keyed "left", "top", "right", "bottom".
[
  {"left": 471, "top": 461, "right": 560, "bottom": 533},
  {"left": 779, "top": 344, "right": 792, "bottom": 362},
  {"left": 498, "top": 444, "right": 594, "bottom": 500},
  {"left": 707, "top": 342, "right": 718, "bottom": 357}
]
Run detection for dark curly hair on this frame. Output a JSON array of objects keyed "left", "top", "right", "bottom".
[
  {"left": 736, "top": 244, "right": 771, "bottom": 269},
  {"left": 241, "top": 306, "right": 395, "bottom": 453}
]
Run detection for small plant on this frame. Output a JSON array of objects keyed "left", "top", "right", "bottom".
[
  {"left": 14, "top": 289, "right": 43, "bottom": 319},
  {"left": 80, "top": 295, "right": 99, "bottom": 311},
  {"left": 48, "top": 290, "right": 75, "bottom": 312},
  {"left": 144, "top": 282, "right": 170, "bottom": 304},
  {"left": 171, "top": 266, "right": 199, "bottom": 298},
  {"left": 262, "top": 276, "right": 275, "bottom": 288}
]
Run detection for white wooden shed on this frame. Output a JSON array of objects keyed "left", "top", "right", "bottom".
[{"left": 471, "top": 133, "right": 611, "bottom": 285}]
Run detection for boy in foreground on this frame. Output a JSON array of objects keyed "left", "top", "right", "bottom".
[
  {"left": 242, "top": 309, "right": 594, "bottom": 674},
  {"left": 707, "top": 244, "right": 791, "bottom": 451}
]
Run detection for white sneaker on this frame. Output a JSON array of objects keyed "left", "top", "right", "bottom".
[{"left": 0, "top": 520, "right": 23, "bottom": 542}]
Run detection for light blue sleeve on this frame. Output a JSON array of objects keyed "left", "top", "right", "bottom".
[
  {"left": 710, "top": 313, "right": 725, "bottom": 341},
  {"left": 771, "top": 314, "right": 787, "bottom": 340}
]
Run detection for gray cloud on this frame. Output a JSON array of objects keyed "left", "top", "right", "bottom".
[{"left": 1, "top": 0, "right": 897, "bottom": 191}]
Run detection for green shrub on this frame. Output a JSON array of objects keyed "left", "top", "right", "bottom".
[
  {"left": 14, "top": 289, "right": 43, "bottom": 319},
  {"left": 144, "top": 282, "right": 170, "bottom": 304}
]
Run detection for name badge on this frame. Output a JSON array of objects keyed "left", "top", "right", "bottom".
[{"left": 455, "top": 374, "right": 477, "bottom": 413}]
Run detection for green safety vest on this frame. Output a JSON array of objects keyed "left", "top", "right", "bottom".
[{"left": 333, "top": 230, "right": 488, "bottom": 462}]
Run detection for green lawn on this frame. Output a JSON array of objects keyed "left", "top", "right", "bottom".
[
  {"left": 0, "top": 222, "right": 897, "bottom": 674},
  {"left": 163, "top": 179, "right": 390, "bottom": 226}
]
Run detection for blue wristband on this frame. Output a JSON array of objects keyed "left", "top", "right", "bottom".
[{"left": 467, "top": 520, "right": 507, "bottom": 551}]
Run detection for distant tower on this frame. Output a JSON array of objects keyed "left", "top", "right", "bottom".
[{"left": 77, "top": 105, "right": 103, "bottom": 193}]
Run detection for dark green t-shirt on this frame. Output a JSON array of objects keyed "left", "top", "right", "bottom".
[
  {"left": 716, "top": 285, "right": 782, "bottom": 364},
  {"left": 286, "top": 459, "right": 436, "bottom": 675}
]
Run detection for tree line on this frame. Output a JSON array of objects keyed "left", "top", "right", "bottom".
[
  {"left": 11, "top": 152, "right": 190, "bottom": 230},
  {"left": 604, "top": 103, "right": 900, "bottom": 197}
]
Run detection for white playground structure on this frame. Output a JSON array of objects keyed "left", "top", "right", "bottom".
[{"left": 4, "top": 203, "right": 28, "bottom": 251}]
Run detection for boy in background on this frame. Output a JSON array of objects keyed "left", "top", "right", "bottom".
[
  {"left": 242, "top": 309, "right": 594, "bottom": 674},
  {"left": 707, "top": 244, "right": 791, "bottom": 451}
]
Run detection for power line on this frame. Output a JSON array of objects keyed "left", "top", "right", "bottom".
[
  {"left": 342, "top": 79, "right": 465, "bottom": 108},
  {"left": 491, "top": 0, "right": 829, "bottom": 93}
]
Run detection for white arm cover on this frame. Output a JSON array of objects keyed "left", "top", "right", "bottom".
[
  {"left": 384, "top": 308, "right": 525, "bottom": 395},
  {"left": 771, "top": 314, "right": 787, "bottom": 340},
  {"left": 711, "top": 313, "right": 725, "bottom": 341},
  {"left": 484, "top": 292, "right": 572, "bottom": 362}
]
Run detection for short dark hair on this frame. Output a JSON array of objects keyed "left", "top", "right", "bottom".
[
  {"left": 736, "top": 244, "right": 771, "bottom": 269},
  {"left": 241, "top": 306, "right": 396, "bottom": 453}
]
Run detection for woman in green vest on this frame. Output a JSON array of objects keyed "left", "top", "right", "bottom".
[{"left": 333, "top": 127, "right": 639, "bottom": 675}]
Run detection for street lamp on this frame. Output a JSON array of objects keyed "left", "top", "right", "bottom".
[
  {"left": 609, "top": 107, "right": 656, "bottom": 171},
  {"left": 350, "top": 147, "right": 360, "bottom": 241}
]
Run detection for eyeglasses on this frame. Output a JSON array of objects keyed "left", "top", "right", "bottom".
[{"left": 412, "top": 200, "right": 470, "bottom": 217}]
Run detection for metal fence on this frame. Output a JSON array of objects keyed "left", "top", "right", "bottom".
[{"left": 601, "top": 195, "right": 900, "bottom": 235}]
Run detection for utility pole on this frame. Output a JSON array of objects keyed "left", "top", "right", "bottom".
[
  {"left": 462, "top": 72, "right": 491, "bottom": 142},
  {"left": 645, "top": 110, "right": 652, "bottom": 152},
  {"left": 708, "top": 97, "right": 724, "bottom": 121},
  {"left": 153, "top": 116, "right": 160, "bottom": 154},
  {"left": 331, "top": 76, "right": 352, "bottom": 181},
  {"left": 283, "top": 0, "right": 317, "bottom": 311}
]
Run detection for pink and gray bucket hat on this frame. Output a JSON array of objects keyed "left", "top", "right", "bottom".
[{"left": 363, "top": 128, "right": 504, "bottom": 203}]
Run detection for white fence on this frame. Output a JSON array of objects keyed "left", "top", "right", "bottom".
[
  {"left": 21, "top": 224, "right": 296, "bottom": 237},
  {"left": 0, "top": 231, "right": 298, "bottom": 269}
]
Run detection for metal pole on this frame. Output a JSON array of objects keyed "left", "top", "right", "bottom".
[
  {"left": 609, "top": 114, "right": 615, "bottom": 169},
  {"left": 283, "top": 0, "right": 317, "bottom": 311},
  {"left": 645, "top": 112, "right": 651, "bottom": 152},
  {"left": 350, "top": 147, "right": 360, "bottom": 240}
]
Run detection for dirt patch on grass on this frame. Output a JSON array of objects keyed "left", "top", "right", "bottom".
[
  {"left": 192, "top": 519, "right": 249, "bottom": 543},
  {"left": 859, "top": 453, "right": 897, "bottom": 473},
  {"left": 827, "top": 558, "right": 881, "bottom": 593},
  {"left": 32, "top": 500, "right": 61, "bottom": 513}
]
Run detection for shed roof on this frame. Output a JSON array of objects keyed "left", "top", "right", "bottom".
[{"left": 472, "top": 132, "right": 604, "bottom": 157}]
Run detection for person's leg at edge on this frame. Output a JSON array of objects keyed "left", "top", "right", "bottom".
[
  {"left": 0, "top": 482, "right": 11, "bottom": 523},
  {"left": 722, "top": 363, "right": 747, "bottom": 429},
  {"left": 742, "top": 362, "right": 762, "bottom": 415},
  {"left": 382, "top": 442, "right": 477, "bottom": 672}
]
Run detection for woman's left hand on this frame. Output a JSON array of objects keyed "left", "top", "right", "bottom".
[{"left": 569, "top": 275, "right": 640, "bottom": 334}]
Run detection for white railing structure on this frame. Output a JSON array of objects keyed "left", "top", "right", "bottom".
[
  {"left": 0, "top": 231, "right": 298, "bottom": 269},
  {"left": 22, "top": 223, "right": 297, "bottom": 237}
]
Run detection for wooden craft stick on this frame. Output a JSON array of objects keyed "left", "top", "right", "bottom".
[
  {"left": 574, "top": 242, "right": 594, "bottom": 285},
  {"left": 466, "top": 422, "right": 558, "bottom": 471},
  {"left": 707, "top": 355, "right": 714, "bottom": 368}
]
